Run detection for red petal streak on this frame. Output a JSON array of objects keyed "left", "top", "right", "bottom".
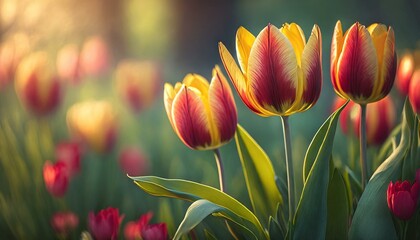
[
  {"left": 171, "top": 87, "right": 212, "bottom": 149},
  {"left": 378, "top": 28, "right": 396, "bottom": 99},
  {"left": 209, "top": 67, "right": 238, "bottom": 144},
  {"left": 247, "top": 24, "right": 297, "bottom": 114},
  {"left": 337, "top": 23, "right": 378, "bottom": 102},
  {"left": 330, "top": 21, "right": 344, "bottom": 95}
]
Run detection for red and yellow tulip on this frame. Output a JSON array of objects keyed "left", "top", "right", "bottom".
[
  {"left": 331, "top": 21, "right": 396, "bottom": 104},
  {"left": 15, "top": 52, "right": 61, "bottom": 115},
  {"left": 164, "top": 66, "right": 237, "bottom": 150},
  {"left": 396, "top": 52, "right": 415, "bottom": 96},
  {"left": 219, "top": 23, "right": 322, "bottom": 116},
  {"left": 66, "top": 100, "right": 117, "bottom": 153}
]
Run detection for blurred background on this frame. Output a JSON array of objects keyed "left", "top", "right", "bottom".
[{"left": 1, "top": 0, "right": 419, "bottom": 238}]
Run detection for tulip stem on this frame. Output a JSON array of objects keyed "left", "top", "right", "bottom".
[
  {"left": 359, "top": 104, "right": 368, "bottom": 190},
  {"left": 213, "top": 148, "right": 225, "bottom": 192},
  {"left": 281, "top": 116, "right": 295, "bottom": 223}
]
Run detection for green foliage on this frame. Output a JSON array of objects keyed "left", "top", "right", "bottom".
[
  {"left": 235, "top": 125, "right": 283, "bottom": 228},
  {"left": 130, "top": 176, "right": 267, "bottom": 239}
]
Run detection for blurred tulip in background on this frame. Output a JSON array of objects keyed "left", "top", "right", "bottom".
[
  {"left": 408, "top": 70, "right": 420, "bottom": 115},
  {"left": 51, "top": 211, "right": 79, "bottom": 237},
  {"left": 56, "top": 44, "right": 83, "bottom": 85},
  {"left": 88, "top": 207, "right": 124, "bottom": 240},
  {"left": 118, "top": 146, "right": 149, "bottom": 176},
  {"left": 55, "top": 141, "right": 82, "bottom": 177},
  {"left": 396, "top": 52, "right": 415, "bottom": 96},
  {"left": 80, "top": 36, "right": 111, "bottom": 78},
  {"left": 43, "top": 161, "right": 69, "bottom": 197},
  {"left": 124, "top": 212, "right": 167, "bottom": 240}
]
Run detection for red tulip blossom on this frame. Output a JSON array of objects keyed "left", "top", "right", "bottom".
[
  {"left": 387, "top": 179, "right": 420, "bottom": 220},
  {"left": 43, "top": 161, "right": 69, "bottom": 197},
  {"left": 51, "top": 211, "right": 79, "bottom": 237},
  {"left": 55, "top": 141, "right": 82, "bottom": 177},
  {"left": 408, "top": 70, "right": 420, "bottom": 115},
  {"left": 124, "top": 212, "right": 167, "bottom": 240},
  {"left": 88, "top": 207, "right": 124, "bottom": 240},
  {"left": 118, "top": 147, "right": 149, "bottom": 176}
]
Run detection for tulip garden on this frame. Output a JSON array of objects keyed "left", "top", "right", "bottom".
[{"left": 1, "top": 1, "right": 420, "bottom": 240}]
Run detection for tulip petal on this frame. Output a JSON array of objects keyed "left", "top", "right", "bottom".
[
  {"left": 377, "top": 27, "right": 396, "bottom": 99},
  {"left": 236, "top": 27, "right": 256, "bottom": 73},
  {"left": 391, "top": 191, "right": 415, "bottom": 220},
  {"left": 219, "top": 42, "right": 265, "bottom": 115},
  {"left": 247, "top": 24, "right": 298, "bottom": 115},
  {"left": 209, "top": 66, "right": 237, "bottom": 144},
  {"left": 299, "top": 24, "right": 322, "bottom": 111},
  {"left": 280, "top": 23, "right": 306, "bottom": 66},
  {"left": 336, "top": 23, "right": 378, "bottom": 102},
  {"left": 182, "top": 73, "right": 210, "bottom": 95},
  {"left": 331, "top": 21, "right": 345, "bottom": 98},
  {"left": 171, "top": 86, "right": 212, "bottom": 149}
]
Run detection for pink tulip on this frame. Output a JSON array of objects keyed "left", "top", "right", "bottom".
[
  {"left": 80, "top": 36, "right": 111, "bottom": 77},
  {"left": 118, "top": 147, "right": 149, "bottom": 176},
  {"left": 387, "top": 180, "right": 420, "bottom": 220},
  {"left": 56, "top": 44, "right": 83, "bottom": 85},
  {"left": 43, "top": 161, "right": 69, "bottom": 197},
  {"left": 124, "top": 212, "right": 167, "bottom": 240},
  {"left": 51, "top": 211, "right": 79, "bottom": 236},
  {"left": 55, "top": 141, "right": 82, "bottom": 177},
  {"left": 408, "top": 70, "right": 420, "bottom": 115}
]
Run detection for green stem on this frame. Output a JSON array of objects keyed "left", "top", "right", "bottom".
[
  {"left": 213, "top": 148, "right": 225, "bottom": 192},
  {"left": 359, "top": 104, "right": 368, "bottom": 190},
  {"left": 281, "top": 116, "right": 295, "bottom": 223}
]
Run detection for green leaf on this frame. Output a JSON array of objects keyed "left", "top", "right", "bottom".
[
  {"left": 173, "top": 200, "right": 257, "bottom": 240},
  {"left": 268, "top": 216, "right": 284, "bottom": 240},
  {"left": 326, "top": 167, "right": 350, "bottom": 239},
  {"left": 348, "top": 100, "right": 413, "bottom": 240},
  {"left": 129, "top": 176, "right": 267, "bottom": 239},
  {"left": 235, "top": 125, "right": 283, "bottom": 227},
  {"left": 293, "top": 102, "right": 346, "bottom": 240}
]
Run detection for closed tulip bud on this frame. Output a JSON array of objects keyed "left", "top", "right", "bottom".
[
  {"left": 80, "top": 36, "right": 111, "bottom": 77},
  {"left": 56, "top": 141, "right": 82, "bottom": 177},
  {"left": 118, "top": 146, "right": 149, "bottom": 176},
  {"left": 331, "top": 21, "right": 396, "bottom": 104},
  {"left": 115, "top": 60, "right": 162, "bottom": 112},
  {"left": 56, "top": 44, "right": 83, "bottom": 85},
  {"left": 408, "top": 70, "right": 420, "bottom": 115},
  {"left": 219, "top": 23, "right": 322, "bottom": 116},
  {"left": 142, "top": 224, "right": 168, "bottom": 240},
  {"left": 0, "top": 33, "right": 30, "bottom": 90},
  {"left": 43, "top": 161, "right": 69, "bottom": 197},
  {"left": 67, "top": 100, "right": 117, "bottom": 153},
  {"left": 51, "top": 211, "right": 79, "bottom": 237},
  {"left": 396, "top": 53, "right": 415, "bottom": 96},
  {"left": 15, "top": 52, "right": 61, "bottom": 115},
  {"left": 88, "top": 207, "right": 124, "bottom": 240},
  {"left": 387, "top": 180, "right": 420, "bottom": 220},
  {"left": 164, "top": 65, "right": 237, "bottom": 150}
]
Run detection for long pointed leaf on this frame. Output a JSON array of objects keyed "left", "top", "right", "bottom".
[
  {"left": 235, "top": 124, "right": 283, "bottom": 227},
  {"left": 129, "top": 176, "right": 267, "bottom": 239},
  {"left": 349, "top": 100, "right": 413, "bottom": 239},
  {"left": 173, "top": 200, "right": 257, "bottom": 240},
  {"left": 293, "top": 102, "right": 346, "bottom": 240}
]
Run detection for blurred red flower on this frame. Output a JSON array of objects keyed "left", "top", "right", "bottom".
[
  {"left": 118, "top": 146, "right": 149, "bottom": 176},
  {"left": 43, "top": 161, "right": 69, "bottom": 197},
  {"left": 55, "top": 141, "right": 82, "bottom": 177},
  {"left": 51, "top": 211, "right": 79, "bottom": 237},
  {"left": 88, "top": 207, "right": 124, "bottom": 240},
  {"left": 387, "top": 179, "right": 420, "bottom": 220},
  {"left": 124, "top": 212, "right": 167, "bottom": 240}
]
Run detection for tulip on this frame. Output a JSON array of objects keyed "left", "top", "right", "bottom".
[
  {"left": 80, "top": 36, "right": 111, "bottom": 77},
  {"left": 333, "top": 96, "right": 396, "bottom": 145},
  {"left": 88, "top": 207, "right": 124, "bottom": 240},
  {"left": 115, "top": 60, "right": 162, "bottom": 112},
  {"left": 408, "top": 70, "right": 420, "bottom": 115},
  {"left": 0, "top": 33, "right": 30, "bottom": 90},
  {"left": 387, "top": 180, "right": 420, "bottom": 220},
  {"left": 396, "top": 53, "right": 415, "bottom": 96},
  {"left": 124, "top": 212, "right": 167, "bottom": 240},
  {"left": 15, "top": 51, "right": 61, "bottom": 115},
  {"left": 56, "top": 44, "right": 83, "bottom": 85},
  {"left": 51, "top": 211, "right": 79, "bottom": 237},
  {"left": 118, "top": 146, "right": 149, "bottom": 176},
  {"left": 55, "top": 141, "right": 82, "bottom": 177},
  {"left": 219, "top": 23, "right": 322, "bottom": 116},
  {"left": 43, "top": 161, "right": 69, "bottom": 197},
  {"left": 164, "top": 65, "right": 237, "bottom": 150},
  {"left": 331, "top": 21, "right": 396, "bottom": 104},
  {"left": 66, "top": 100, "right": 117, "bottom": 153}
]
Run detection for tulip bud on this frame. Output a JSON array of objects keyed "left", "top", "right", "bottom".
[
  {"left": 118, "top": 147, "right": 149, "bottom": 176},
  {"left": 387, "top": 180, "right": 420, "bottom": 220},
  {"left": 408, "top": 70, "right": 420, "bottom": 115},
  {"left": 115, "top": 60, "right": 162, "bottom": 113},
  {"left": 51, "top": 211, "right": 79, "bottom": 237},
  {"left": 43, "top": 161, "right": 69, "bottom": 197},
  {"left": 0, "top": 33, "right": 30, "bottom": 90},
  {"left": 66, "top": 100, "right": 117, "bottom": 153},
  {"left": 124, "top": 212, "right": 167, "bottom": 240},
  {"left": 396, "top": 53, "right": 415, "bottom": 96},
  {"left": 219, "top": 23, "right": 322, "bottom": 116},
  {"left": 331, "top": 21, "right": 396, "bottom": 104},
  {"left": 88, "top": 207, "right": 124, "bottom": 240},
  {"left": 164, "top": 65, "right": 237, "bottom": 150},
  {"left": 56, "top": 44, "right": 83, "bottom": 85},
  {"left": 15, "top": 51, "right": 61, "bottom": 115},
  {"left": 55, "top": 141, "right": 82, "bottom": 177},
  {"left": 80, "top": 36, "right": 111, "bottom": 77}
]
